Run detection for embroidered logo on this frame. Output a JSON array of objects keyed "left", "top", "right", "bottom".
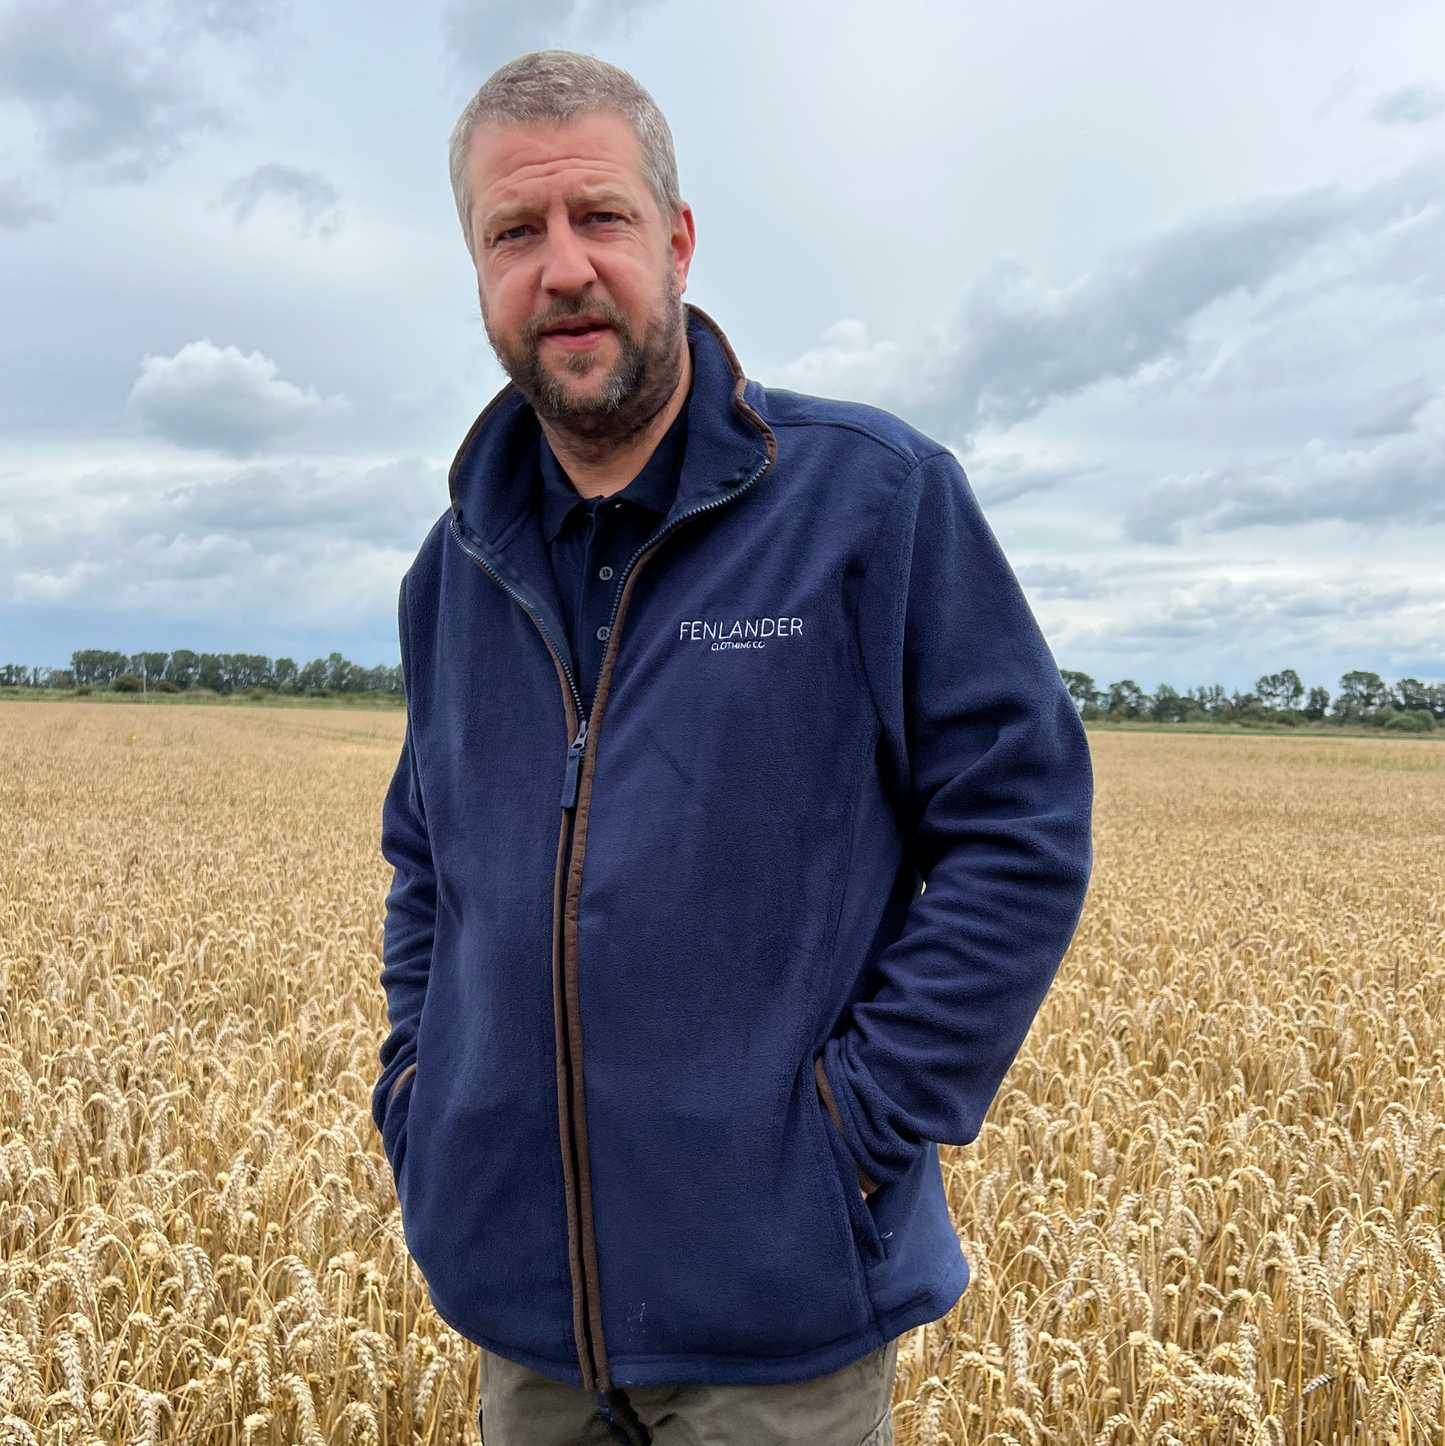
[{"left": 678, "top": 617, "right": 803, "bottom": 652}]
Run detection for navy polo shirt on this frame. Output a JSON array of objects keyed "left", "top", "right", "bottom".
[{"left": 538, "top": 396, "right": 689, "bottom": 716}]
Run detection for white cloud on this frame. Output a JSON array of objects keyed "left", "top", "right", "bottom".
[
  {"left": 1353, "top": 377, "right": 1436, "bottom": 437},
  {"left": 1370, "top": 84, "right": 1445, "bottom": 127},
  {"left": 0, "top": 174, "right": 54, "bottom": 227},
  {"left": 765, "top": 156, "right": 1445, "bottom": 450},
  {"left": 1042, "top": 568, "right": 1445, "bottom": 679},
  {"left": 5, "top": 0, "right": 1445, "bottom": 684},
  {"left": 1314, "top": 70, "right": 1358, "bottom": 120},
  {"left": 1013, "top": 563, "right": 1105, "bottom": 601},
  {"left": 443, "top": 0, "right": 670, "bottom": 67},
  {"left": 128, "top": 340, "right": 346, "bottom": 457},
  {"left": 765, "top": 319, "right": 903, "bottom": 409},
  {"left": 0, "top": 0, "right": 286, "bottom": 198},
  {"left": 961, "top": 443, "right": 1094, "bottom": 507},
  {"left": 221, "top": 162, "right": 341, "bottom": 238},
  {"left": 759, "top": 149, "right": 1445, "bottom": 685},
  {"left": 152, "top": 459, "right": 431, "bottom": 545},
  {"left": 0, "top": 453, "right": 448, "bottom": 629},
  {"left": 1125, "top": 396, "right": 1445, "bottom": 542}
]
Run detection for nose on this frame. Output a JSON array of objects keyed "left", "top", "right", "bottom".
[{"left": 538, "top": 212, "right": 598, "bottom": 297}]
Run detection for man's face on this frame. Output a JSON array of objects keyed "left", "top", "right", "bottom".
[{"left": 466, "top": 111, "right": 695, "bottom": 439}]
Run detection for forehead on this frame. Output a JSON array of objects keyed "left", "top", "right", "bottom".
[{"left": 467, "top": 112, "right": 649, "bottom": 212}]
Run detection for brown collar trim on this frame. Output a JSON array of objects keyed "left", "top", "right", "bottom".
[
  {"left": 446, "top": 305, "right": 776, "bottom": 518},
  {"left": 684, "top": 303, "right": 778, "bottom": 468}
]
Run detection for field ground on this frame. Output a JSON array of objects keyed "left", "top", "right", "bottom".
[
  {"left": 0, "top": 704, "right": 1442, "bottom": 1444},
  {"left": 0, "top": 689, "right": 404, "bottom": 710},
  {"left": 1085, "top": 720, "right": 1442, "bottom": 741},
  {"left": 1087, "top": 723, "right": 1440, "bottom": 746}
]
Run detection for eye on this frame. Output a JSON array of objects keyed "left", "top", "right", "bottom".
[
  {"left": 589, "top": 211, "right": 623, "bottom": 225},
  {"left": 496, "top": 224, "right": 532, "bottom": 242}
]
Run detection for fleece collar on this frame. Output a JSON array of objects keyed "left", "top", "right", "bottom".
[{"left": 448, "top": 306, "right": 774, "bottom": 556}]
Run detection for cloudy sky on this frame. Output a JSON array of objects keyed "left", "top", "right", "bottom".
[{"left": 2, "top": 0, "right": 1443, "bottom": 690}]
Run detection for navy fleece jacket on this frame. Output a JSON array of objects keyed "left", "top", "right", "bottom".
[{"left": 373, "top": 307, "right": 1093, "bottom": 1392}]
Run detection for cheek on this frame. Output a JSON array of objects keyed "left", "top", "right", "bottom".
[
  {"left": 479, "top": 266, "right": 530, "bottom": 332},
  {"left": 595, "top": 252, "right": 669, "bottom": 320}
]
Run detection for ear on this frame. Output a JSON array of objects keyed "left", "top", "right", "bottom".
[{"left": 670, "top": 202, "right": 696, "bottom": 295}]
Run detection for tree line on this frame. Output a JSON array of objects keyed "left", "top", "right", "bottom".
[
  {"left": 2, "top": 651, "right": 1438, "bottom": 727},
  {"left": 1061, "top": 669, "right": 1443, "bottom": 732},
  {"left": 0, "top": 650, "right": 403, "bottom": 697}
]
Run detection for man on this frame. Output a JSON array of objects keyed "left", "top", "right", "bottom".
[{"left": 372, "top": 50, "right": 1093, "bottom": 1446}]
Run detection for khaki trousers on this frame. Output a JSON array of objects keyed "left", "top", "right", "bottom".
[{"left": 477, "top": 1337, "right": 899, "bottom": 1446}]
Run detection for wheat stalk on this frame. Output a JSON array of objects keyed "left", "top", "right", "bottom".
[{"left": 1, "top": 707, "right": 1442, "bottom": 1443}]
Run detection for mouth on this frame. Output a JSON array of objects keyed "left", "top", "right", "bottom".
[{"left": 539, "top": 317, "right": 613, "bottom": 350}]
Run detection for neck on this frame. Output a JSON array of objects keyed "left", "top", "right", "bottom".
[{"left": 539, "top": 344, "right": 692, "bottom": 499}]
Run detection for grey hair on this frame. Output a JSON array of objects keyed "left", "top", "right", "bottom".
[{"left": 448, "top": 50, "right": 682, "bottom": 256}]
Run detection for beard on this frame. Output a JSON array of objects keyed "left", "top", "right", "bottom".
[{"left": 482, "top": 270, "right": 686, "bottom": 456}]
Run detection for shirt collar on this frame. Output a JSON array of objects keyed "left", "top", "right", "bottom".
[{"left": 537, "top": 366, "right": 692, "bottom": 543}]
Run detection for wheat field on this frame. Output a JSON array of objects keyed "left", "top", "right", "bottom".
[{"left": 1, "top": 705, "right": 1442, "bottom": 1445}]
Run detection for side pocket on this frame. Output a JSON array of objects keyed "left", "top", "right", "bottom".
[
  {"left": 381, "top": 1067, "right": 416, "bottom": 1182},
  {"left": 812, "top": 1069, "right": 888, "bottom": 1266}
]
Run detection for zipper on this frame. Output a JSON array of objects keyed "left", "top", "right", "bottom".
[
  {"left": 561, "top": 718, "right": 589, "bottom": 809},
  {"left": 450, "top": 515, "right": 600, "bottom": 1387},
  {"left": 542, "top": 453, "right": 773, "bottom": 1397},
  {"left": 448, "top": 440, "right": 772, "bottom": 1397},
  {"left": 603, "top": 460, "right": 771, "bottom": 640}
]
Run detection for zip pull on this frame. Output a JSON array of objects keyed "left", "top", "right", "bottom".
[{"left": 561, "top": 717, "right": 589, "bottom": 809}]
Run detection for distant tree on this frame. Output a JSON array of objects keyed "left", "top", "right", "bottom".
[
  {"left": 71, "top": 649, "right": 128, "bottom": 685},
  {"left": 1187, "top": 684, "right": 1228, "bottom": 718},
  {"left": 1149, "top": 683, "right": 1191, "bottom": 723},
  {"left": 1303, "top": 685, "right": 1330, "bottom": 721},
  {"left": 0, "top": 664, "right": 26, "bottom": 687},
  {"left": 228, "top": 654, "right": 273, "bottom": 690},
  {"left": 1396, "top": 678, "right": 1433, "bottom": 712},
  {"left": 1256, "top": 669, "right": 1304, "bottom": 712},
  {"left": 129, "top": 653, "right": 169, "bottom": 689},
  {"left": 196, "top": 654, "right": 229, "bottom": 692},
  {"left": 112, "top": 674, "right": 141, "bottom": 693},
  {"left": 1428, "top": 683, "right": 1445, "bottom": 723},
  {"left": 324, "top": 651, "right": 367, "bottom": 692},
  {"left": 1337, "top": 671, "right": 1389, "bottom": 712},
  {"left": 1104, "top": 680, "right": 1148, "bottom": 718},
  {"left": 297, "top": 657, "right": 329, "bottom": 692},
  {"left": 274, "top": 657, "right": 298, "bottom": 691},
  {"left": 165, "top": 650, "right": 200, "bottom": 688},
  {"left": 1059, "top": 670, "right": 1098, "bottom": 710}
]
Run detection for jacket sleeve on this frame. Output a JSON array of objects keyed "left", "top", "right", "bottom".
[
  {"left": 371, "top": 579, "right": 434, "bottom": 1176},
  {"left": 819, "top": 448, "right": 1094, "bottom": 1190}
]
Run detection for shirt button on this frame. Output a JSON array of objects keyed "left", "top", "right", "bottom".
[
  {"left": 596, "top": 626, "right": 611, "bottom": 641},
  {"left": 598, "top": 566, "right": 614, "bottom": 580}
]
